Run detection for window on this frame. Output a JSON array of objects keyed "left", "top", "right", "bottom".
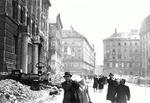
[
  {"left": 127, "top": 63, "right": 130, "bottom": 67},
  {"left": 124, "top": 42, "right": 126, "bottom": 46},
  {"left": 64, "top": 64, "right": 66, "bottom": 67},
  {"left": 64, "top": 42, "right": 67, "bottom": 45},
  {"left": 129, "top": 63, "right": 132, "bottom": 68},
  {"left": 113, "top": 63, "right": 115, "bottom": 67},
  {"left": 124, "top": 63, "right": 127, "bottom": 67},
  {"left": 130, "top": 49, "right": 132, "bottom": 52},
  {"left": 64, "top": 46, "right": 67, "bottom": 52},
  {"left": 124, "top": 49, "right": 127, "bottom": 52},
  {"left": 124, "top": 71, "right": 127, "bottom": 75},
  {"left": 107, "top": 63, "right": 109, "bottom": 68},
  {"left": 71, "top": 47, "right": 74, "bottom": 52},
  {"left": 130, "top": 42, "right": 132, "bottom": 46},
  {"left": 118, "top": 42, "right": 121, "bottom": 46},
  {"left": 118, "top": 54, "right": 121, "bottom": 59},
  {"left": 135, "top": 49, "right": 138, "bottom": 52},
  {"left": 112, "top": 56, "right": 115, "bottom": 59},
  {"left": 112, "top": 49, "right": 115, "bottom": 52}
]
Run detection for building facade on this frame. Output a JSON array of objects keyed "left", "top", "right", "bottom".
[
  {"left": 0, "top": 0, "right": 51, "bottom": 74},
  {"left": 94, "top": 65, "right": 104, "bottom": 75},
  {"left": 103, "top": 29, "right": 141, "bottom": 77},
  {"left": 139, "top": 14, "right": 150, "bottom": 78},
  {"left": 62, "top": 27, "right": 96, "bottom": 75},
  {"left": 48, "top": 14, "right": 63, "bottom": 74}
]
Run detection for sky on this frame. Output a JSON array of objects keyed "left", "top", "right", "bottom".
[{"left": 48, "top": 0, "right": 150, "bottom": 65}]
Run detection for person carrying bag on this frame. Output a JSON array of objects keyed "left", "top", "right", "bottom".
[{"left": 79, "top": 79, "right": 92, "bottom": 103}]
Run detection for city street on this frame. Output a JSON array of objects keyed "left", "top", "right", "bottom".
[
  {"left": 89, "top": 83, "right": 150, "bottom": 103},
  {"left": 44, "top": 82, "right": 150, "bottom": 103}
]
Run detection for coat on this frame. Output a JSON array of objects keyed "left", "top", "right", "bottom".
[
  {"left": 106, "top": 78, "right": 118, "bottom": 102},
  {"left": 97, "top": 77, "right": 104, "bottom": 89},
  {"left": 93, "top": 77, "right": 98, "bottom": 89},
  {"left": 80, "top": 85, "right": 91, "bottom": 103},
  {"left": 61, "top": 80, "right": 82, "bottom": 103},
  {"left": 114, "top": 84, "right": 130, "bottom": 103}
]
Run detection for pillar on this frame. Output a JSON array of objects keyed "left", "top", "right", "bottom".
[
  {"left": 21, "top": 33, "right": 28, "bottom": 74},
  {"left": 33, "top": 44, "right": 38, "bottom": 74}
]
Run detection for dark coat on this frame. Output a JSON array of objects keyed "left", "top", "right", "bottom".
[
  {"left": 98, "top": 77, "right": 104, "bottom": 89},
  {"left": 61, "top": 80, "right": 82, "bottom": 103},
  {"left": 106, "top": 78, "right": 118, "bottom": 102},
  {"left": 114, "top": 84, "right": 130, "bottom": 103},
  {"left": 93, "top": 77, "right": 98, "bottom": 89}
]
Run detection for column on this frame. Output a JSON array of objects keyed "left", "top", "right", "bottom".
[
  {"left": 33, "top": 44, "right": 38, "bottom": 74},
  {"left": 21, "top": 33, "right": 28, "bottom": 73}
]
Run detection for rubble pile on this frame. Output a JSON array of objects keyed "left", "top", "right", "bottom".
[{"left": 0, "top": 79, "right": 46, "bottom": 103}]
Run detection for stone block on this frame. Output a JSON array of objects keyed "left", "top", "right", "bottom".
[
  {"left": 4, "top": 44, "right": 12, "bottom": 52},
  {"left": 5, "top": 30, "right": 13, "bottom": 39},
  {"left": 5, "top": 37, "right": 12, "bottom": 45}
]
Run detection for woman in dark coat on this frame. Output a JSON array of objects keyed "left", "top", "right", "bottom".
[
  {"left": 106, "top": 73, "right": 118, "bottom": 103},
  {"left": 114, "top": 79, "right": 130, "bottom": 103},
  {"left": 97, "top": 75, "right": 104, "bottom": 92},
  {"left": 93, "top": 75, "right": 98, "bottom": 92},
  {"left": 61, "top": 72, "right": 82, "bottom": 103}
]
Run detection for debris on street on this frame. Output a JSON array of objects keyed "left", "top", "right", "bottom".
[{"left": 0, "top": 79, "right": 61, "bottom": 103}]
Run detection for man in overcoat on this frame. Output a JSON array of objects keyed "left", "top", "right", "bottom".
[
  {"left": 97, "top": 75, "right": 104, "bottom": 92},
  {"left": 114, "top": 79, "right": 130, "bottom": 103},
  {"left": 93, "top": 75, "right": 98, "bottom": 92},
  {"left": 61, "top": 72, "right": 82, "bottom": 103},
  {"left": 106, "top": 73, "right": 118, "bottom": 103}
]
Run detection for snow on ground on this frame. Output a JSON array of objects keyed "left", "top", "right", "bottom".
[{"left": 89, "top": 82, "right": 150, "bottom": 103}]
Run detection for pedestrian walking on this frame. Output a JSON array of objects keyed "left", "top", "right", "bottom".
[
  {"left": 79, "top": 79, "right": 92, "bottom": 103},
  {"left": 114, "top": 79, "right": 130, "bottom": 103},
  {"left": 61, "top": 72, "right": 82, "bottom": 103},
  {"left": 97, "top": 75, "right": 104, "bottom": 92},
  {"left": 106, "top": 73, "right": 118, "bottom": 103},
  {"left": 93, "top": 75, "right": 98, "bottom": 92}
]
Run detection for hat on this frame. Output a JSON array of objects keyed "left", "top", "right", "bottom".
[
  {"left": 63, "top": 72, "right": 72, "bottom": 77},
  {"left": 109, "top": 73, "right": 114, "bottom": 76}
]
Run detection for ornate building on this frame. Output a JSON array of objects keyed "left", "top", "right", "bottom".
[
  {"left": 62, "top": 26, "right": 96, "bottom": 75},
  {"left": 103, "top": 29, "right": 141, "bottom": 76},
  {"left": 0, "top": 0, "right": 51, "bottom": 74},
  {"left": 139, "top": 14, "right": 150, "bottom": 77},
  {"left": 49, "top": 14, "right": 63, "bottom": 74}
]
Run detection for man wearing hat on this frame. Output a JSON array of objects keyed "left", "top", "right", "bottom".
[
  {"left": 114, "top": 79, "right": 130, "bottom": 103},
  {"left": 106, "top": 73, "right": 118, "bottom": 103},
  {"left": 61, "top": 72, "right": 82, "bottom": 103}
]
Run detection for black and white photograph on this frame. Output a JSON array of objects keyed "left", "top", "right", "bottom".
[{"left": 0, "top": 0, "right": 150, "bottom": 103}]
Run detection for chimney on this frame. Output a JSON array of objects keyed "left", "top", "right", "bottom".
[
  {"left": 70, "top": 26, "right": 73, "bottom": 33},
  {"left": 115, "top": 28, "right": 117, "bottom": 34}
]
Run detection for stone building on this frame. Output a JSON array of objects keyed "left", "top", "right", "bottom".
[
  {"left": 0, "top": 0, "right": 51, "bottom": 74},
  {"left": 139, "top": 14, "right": 150, "bottom": 77},
  {"left": 48, "top": 14, "right": 63, "bottom": 74},
  {"left": 103, "top": 29, "right": 141, "bottom": 77},
  {"left": 62, "top": 26, "right": 96, "bottom": 75},
  {"left": 94, "top": 65, "right": 103, "bottom": 75}
]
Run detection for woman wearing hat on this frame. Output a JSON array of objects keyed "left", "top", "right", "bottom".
[{"left": 61, "top": 72, "right": 82, "bottom": 103}]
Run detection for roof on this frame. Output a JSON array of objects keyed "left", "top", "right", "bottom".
[
  {"left": 62, "top": 26, "right": 84, "bottom": 38},
  {"left": 105, "top": 29, "right": 139, "bottom": 40}
]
